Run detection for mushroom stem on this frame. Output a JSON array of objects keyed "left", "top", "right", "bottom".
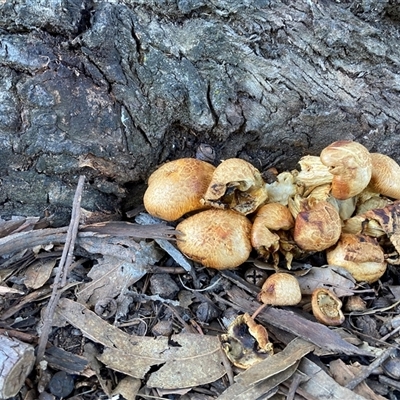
[{"left": 251, "top": 303, "right": 268, "bottom": 320}]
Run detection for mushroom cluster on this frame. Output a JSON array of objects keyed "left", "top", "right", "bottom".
[{"left": 143, "top": 141, "right": 400, "bottom": 315}]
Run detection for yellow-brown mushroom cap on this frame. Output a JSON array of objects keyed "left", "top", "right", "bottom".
[
  {"left": 320, "top": 140, "right": 372, "bottom": 200},
  {"left": 202, "top": 158, "right": 268, "bottom": 215},
  {"left": 368, "top": 153, "right": 400, "bottom": 199},
  {"left": 176, "top": 209, "right": 252, "bottom": 270},
  {"left": 257, "top": 273, "right": 302, "bottom": 306},
  {"left": 143, "top": 158, "right": 215, "bottom": 221},
  {"left": 293, "top": 199, "right": 341, "bottom": 252},
  {"left": 253, "top": 203, "right": 295, "bottom": 231},
  {"left": 311, "top": 288, "right": 345, "bottom": 326},
  {"left": 326, "top": 233, "right": 386, "bottom": 283}
]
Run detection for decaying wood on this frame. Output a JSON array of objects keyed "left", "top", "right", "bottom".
[
  {"left": 0, "top": 222, "right": 176, "bottom": 270},
  {"left": 43, "top": 346, "right": 88, "bottom": 375},
  {"left": 0, "top": 334, "right": 36, "bottom": 399},
  {"left": 80, "top": 220, "right": 177, "bottom": 240}
]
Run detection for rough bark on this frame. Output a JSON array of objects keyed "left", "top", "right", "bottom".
[
  {"left": 1, "top": 0, "right": 400, "bottom": 225},
  {"left": 0, "top": 334, "right": 35, "bottom": 398}
]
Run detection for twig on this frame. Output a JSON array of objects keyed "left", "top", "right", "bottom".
[
  {"left": 379, "top": 374, "right": 400, "bottom": 391},
  {"left": 380, "top": 324, "right": 400, "bottom": 342},
  {"left": 220, "top": 346, "right": 235, "bottom": 386},
  {"left": 36, "top": 175, "right": 85, "bottom": 364},
  {"left": 345, "top": 347, "right": 397, "bottom": 390},
  {"left": 0, "top": 329, "right": 37, "bottom": 343},
  {"left": 285, "top": 373, "right": 303, "bottom": 400},
  {"left": 164, "top": 304, "right": 197, "bottom": 334}
]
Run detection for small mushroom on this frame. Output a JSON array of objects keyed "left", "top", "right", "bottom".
[
  {"left": 257, "top": 272, "right": 302, "bottom": 307},
  {"left": 311, "top": 288, "right": 345, "bottom": 326},
  {"left": 293, "top": 198, "right": 342, "bottom": 252},
  {"left": 220, "top": 312, "right": 273, "bottom": 369},
  {"left": 320, "top": 140, "right": 372, "bottom": 200},
  {"left": 202, "top": 158, "right": 268, "bottom": 215},
  {"left": 143, "top": 158, "right": 215, "bottom": 221},
  {"left": 368, "top": 153, "right": 400, "bottom": 199},
  {"left": 176, "top": 209, "right": 252, "bottom": 270},
  {"left": 251, "top": 203, "right": 295, "bottom": 265},
  {"left": 326, "top": 233, "right": 386, "bottom": 283}
]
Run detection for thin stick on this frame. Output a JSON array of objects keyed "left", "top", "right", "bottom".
[
  {"left": 36, "top": 175, "right": 85, "bottom": 363},
  {"left": 345, "top": 347, "right": 397, "bottom": 390}
]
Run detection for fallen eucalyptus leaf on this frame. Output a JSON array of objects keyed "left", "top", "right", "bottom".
[
  {"left": 56, "top": 299, "right": 226, "bottom": 389},
  {"left": 296, "top": 265, "right": 356, "bottom": 297},
  {"left": 235, "top": 337, "right": 314, "bottom": 386},
  {"left": 0, "top": 286, "right": 24, "bottom": 295},
  {"left": 298, "top": 357, "right": 367, "bottom": 400},
  {"left": 76, "top": 239, "right": 162, "bottom": 307},
  {"left": 216, "top": 362, "right": 297, "bottom": 400},
  {"left": 111, "top": 376, "right": 141, "bottom": 400},
  {"left": 24, "top": 259, "right": 57, "bottom": 290}
]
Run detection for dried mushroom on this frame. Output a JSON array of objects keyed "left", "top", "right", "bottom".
[
  {"left": 221, "top": 313, "right": 273, "bottom": 369},
  {"left": 202, "top": 158, "right": 268, "bottom": 215},
  {"left": 251, "top": 203, "right": 294, "bottom": 265},
  {"left": 265, "top": 171, "right": 297, "bottom": 205},
  {"left": 293, "top": 198, "right": 341, "bottom": 252},
  {"left": 326, "top": 233, "right": 386, "bottom": 283},
  {"left": 143, "top": 158, "right": 215, "bottom": 221},
  {"left": 368, "top": 153, "right": 400, "bottom": 199},
  {"left": 311, "top": 288, "right": 345, "bottom": 326},
  {"left": 296, "top": 155, "right": 333, "bottom": 188},
  {"left": 364, "top": 201, "right": 400, "bottom": 255},
  {"left": 320, "top": 140, "right": 372, "bottom": 200},
  {"left": 342, "top": 214, "right": 385, "bottom": 237},
  {"left": 176, "top": 209, "right": 252, "bottom": 270}
]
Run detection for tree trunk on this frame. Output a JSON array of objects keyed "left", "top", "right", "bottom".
[{"left": 1, "top": 0, "right": 400, "bottom": 225}]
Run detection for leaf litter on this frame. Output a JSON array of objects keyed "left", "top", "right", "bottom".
[{"left": 1, "top": 179, "right": 400, "bottom": 399}]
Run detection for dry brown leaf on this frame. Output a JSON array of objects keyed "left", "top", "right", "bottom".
[
  {"left": 56, "top": 299, "right": 226, "bottom": 389},
  {"left": 215, "top": 338, "right": 313, "bottom": 400},
  {"left": 145, "top": 334, "right": 226, "bottom": 389},
  {"left": 76, "top": 239, "right": 162, "bottom": 307},
  {"left": 298, "top": 357, "right": 367, "bottom": 400},
  {"left": 111, "top": 376, "right": 141, "bottom": 400},
  {"left": 296, "top": 265, "right": 356, "bottom": 297},
  {"left": 236, "top": 337, "right": 314, "bottom": 386},
  {"left": 83, "top": 342, "right": 113, "bottom": 397},
  {"left": 24, "top": 259, "right": 57, "bottom": 290},
  {"left": 330, "top": 359, "right": 386, "bottom": 400},
  {"left": 216, "top": 362, "right": 298, "bottom": 400}
]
